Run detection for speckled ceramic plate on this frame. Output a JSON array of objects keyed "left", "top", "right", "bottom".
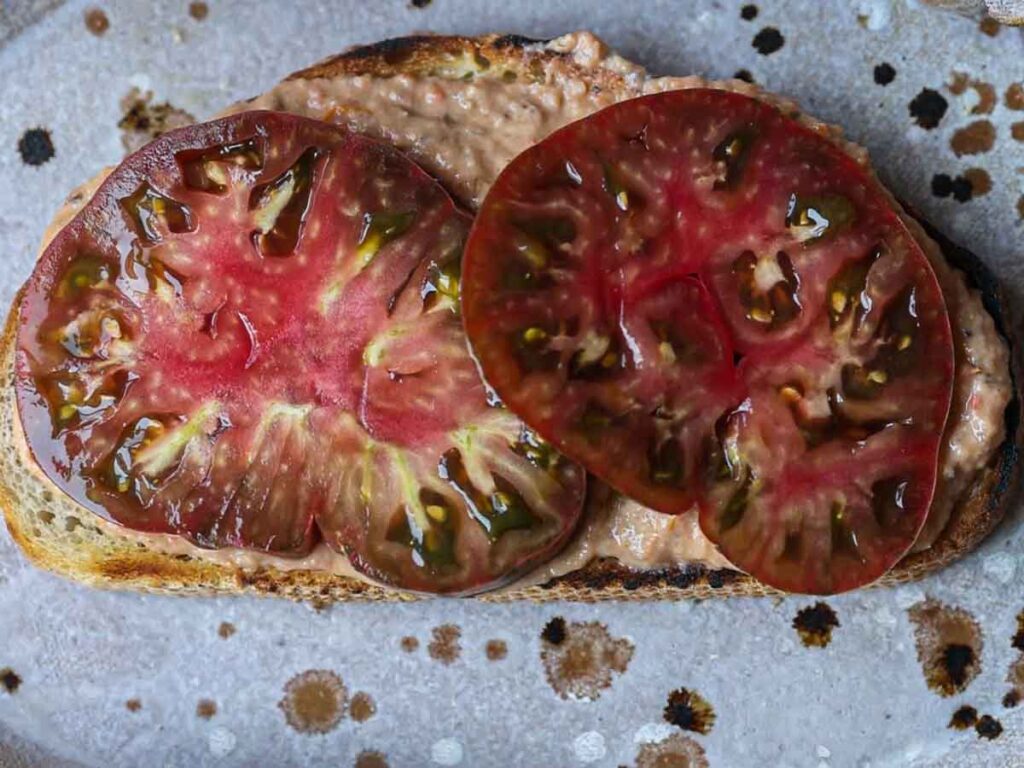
[{"left": 1, "top": 1, "right": 1024, "bottom": 766}]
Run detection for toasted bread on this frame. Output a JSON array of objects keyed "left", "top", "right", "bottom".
[{"left": 1, "top": 34, "right": 1019, "bottom": 602}]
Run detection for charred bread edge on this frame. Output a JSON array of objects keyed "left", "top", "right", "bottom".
[{"left": 0, "top": 34, "right": 1018, "bottom": 603}]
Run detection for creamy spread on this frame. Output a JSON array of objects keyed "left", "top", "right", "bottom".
[{"left": 19, "top": 31, "right": 1011, "bottom": 590}]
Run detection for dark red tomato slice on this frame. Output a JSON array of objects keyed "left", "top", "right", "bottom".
[
  {"left": 15, "top": 111, "right": 585, "bottom": 595},
  {"left": 461, "top": 89, "right": 954, "bottom": 594}
]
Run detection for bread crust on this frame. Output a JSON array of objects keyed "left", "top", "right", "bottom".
[{"left": 1, "top": 34, "right": 1019, "bottom": 602}]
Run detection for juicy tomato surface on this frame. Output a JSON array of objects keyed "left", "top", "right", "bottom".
[
  {"left": 461, "top": 89, "right": 955, "bottom": 594},
  {"left": 15, "top": 111, "right": 585, "bottom": 595}
]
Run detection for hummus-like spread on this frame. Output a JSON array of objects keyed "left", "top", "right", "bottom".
[{"left": 22, "top": 32, "right": 1011, "bottom": 589}]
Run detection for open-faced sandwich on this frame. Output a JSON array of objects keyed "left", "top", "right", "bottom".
[{"left": 1, "top": 33, "right": 1017, "bottom": 600}]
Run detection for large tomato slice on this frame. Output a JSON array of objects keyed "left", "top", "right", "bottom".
[
  {"left": 461, "top": 90, "right": 955, "bottom": 594},
  {"left": 15, "top": 111, "right": 585, "bottom": 595}
]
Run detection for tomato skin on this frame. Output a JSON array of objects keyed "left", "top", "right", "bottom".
[
  {"left": 15, "top": 111, "right": 586, "bottom": 595},
  {"left": 462, "top": 89, "right": 954, "bottom": 594}
]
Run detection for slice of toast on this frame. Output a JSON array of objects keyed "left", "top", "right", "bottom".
[{"left": 1, "top": 34, "right": 1019, "bottom": 602}]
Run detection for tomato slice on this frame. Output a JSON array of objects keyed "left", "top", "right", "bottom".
[
  {"left": 461, "top": 89, "right": 954, "bottom": 594},
  {"left": 15, "top": 111, "right": 585, "bottom": 595}
]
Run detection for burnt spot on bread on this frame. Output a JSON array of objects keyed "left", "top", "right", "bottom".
[
  {"left": 349, "top": 691, "right": 376, "bottom": 722},
  {"left": 793, "top": 602, "right": 840, "bottom": 648},
  {"left": 400, "top": 635, "right": 419, "bottom": 653},
  {"left": 217, "top": 621, "right": 236, "bottom": 639},
  {"left": 873, "top": 63, "right": 896, "bottom": 86},
  {"left": 125, "top": 698, "right": 142, "bottom": 712},
  {"left": 492, "top": 34, "right": 545, "bottom": 49},
  {"left": 908, "top": 598, "right": 983, "bottom": 697},
  {"left": 84, "top": 7, "right": 109, "bottom": 36},
  {"left": 909, "top": 88, "right": 949, "bottom": 129},
  {"left": 752, "top": 27, "right": 784, "bottom": 56},
  {"left": 1006, "top": 83, "right": 1024, "bottom": 110},
  {"left": 427, "top": 624, "right": 462, "bottom": 664},
  {"left": 486, "top": 639, "right": 508, "bottom": 660},
  {"left": 976, "top": 714, "right": 1003, "bottom": 740},
  {"left": 949, "top": 704, "right": 978, "bottom": 730},
  {"left": 951, "top": 120, "right": 996, "bottom": 156},
  {"left": 635, "top": 733, "right": 709, "bottom": 768},
  {"left": 188, "top": 1, "right": 208, "bottom": 20},
  {"left": 17, "top": 128, "right": 55, "bottom": 166},
  {"left": 663, "top": 687, "right": 716, "bottom": 734},
  {"left": 1, "top": 668, "right": 22, "bottom": 694},
  {"left": 278, "top": 669, "right": 347, "bottom": 734},
  {"left": 355, "top": 751, "right": 389, "bottom": 768},
  {"left": 118, "top": 88, "right": 195, "bottom": 154},
  {"left": 948, "top": 72, "right": 996, "bottom": 115},
  {"left": 196, "top": 699, "right": 217, "bottom": 719},
  {"left": 740, "top": 4, "right": 758, "bottom": 20},
  {"left": 540, "top": 620, "right": 633, "bottom": 700}
]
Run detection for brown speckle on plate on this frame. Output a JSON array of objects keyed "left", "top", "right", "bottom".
[
  {"left": 350, "top": 691, "right": 376, "bottom": 722},
  {"left": 355, "top": 751, "right": 389, "bottom": 768},
  {"left": 1006, "top": 83, "right": 1024, "bottom": 111},
  {"left": 979, "top": 16, "right": 1000, "bottom": 36},
  {"left": 540, "top": 619, "right": 633, "bottom": 700},
  {"left": 909, "top": 88, "right": 949, "bottom": 129},
  {"left": 961, "top": 168, "right": 992, "bottom": 197},
  {"left": 278, "top": 669, "right": 347, "bottom": 734},
  {"left": 1011, "top": 122, "right": 1024, "bottom": 142},
  {"left": 976, "top": 714, "right": 1003, "bottom": 740},
  {"left": 188, "top": 1, "right": 209, "bottom": 21},
  {"left": 950, "top": 120, "right": 996, "bottom": 156},
  {"left": 793, "top": 602, "right": 840, "bottom": 648},
  {"left": 1003, "top": 688, "right": 1020, "bottom": 708},
  {"left": 907, "top": 598, "right": 983, "bottom": 697},
  {"left": 428, "top": 624, "right": 462, "bottom": 665},
  {"left": 217, "top": 621, "right": 236, "bottom": 639},
  {"left": 948, "top": 73, "right": 996, "bottom": 115},
  {"left": 196, "top": 699, "right": 217, "bottom": 719},
  {"left": 400, "top": 635, "right": 419, "bottom": 653},
  {"left": 118, "top": 87, "right": 195, "bottom": 154},
  {"left": 486, "top": 639, "right": 508, "bottom": 661},
  {"left": 635, "top": 732, "right": 709, "bottom": 768},
  {"left": 0, "top": 668, "right": 20, "bottom": 694},
  {"left": 125, "top": 698, "right": 142, "bottom": 712},
  {"left": 84, "top": 7, "right": 109, "bottom": 36},
  {"left": 663, "top": 687, "right": 716, "bottom": 734},
  {"left": 752, "top": 26, "right": 784, "bottom": 55},
  {"left": 948, "top": 705, "right": 978, "bottom": 730}
]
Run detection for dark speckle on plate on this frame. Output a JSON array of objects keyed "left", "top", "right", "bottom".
[
  {"left": 734, "top": 69, "right": 754, "bottom": 83},
  {"left": 793, "top": 602, "right": 839, "bottom": 648},
  {"left": 741, "top": 4, "right": 758, "bottom": 20},
  {"left": 908, "top": 88, "right": 948, "bottom": 129},
  {"left": 873, "top": 63, "right": 896, "bottom": 86},
  {"left": 948, "top": 705, "right": 978, "bottom": 730},
  {"left": 975, "top": 714, "right": 1003, "bottom": 740},
  {"left": 752, "top": 27, "right": 784, "bottom": 55},
  {"left": 663, "top": 687, "right": 716, "bottom": 734},
  {"left": 541, "top": 616, "right": 567, "bottom": 646},
  {"left": 1, "top": 668, "right": 22, "bottom": 694},
  {"left": 17, "top": 128, "right": 55, "bottom": 166}
]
